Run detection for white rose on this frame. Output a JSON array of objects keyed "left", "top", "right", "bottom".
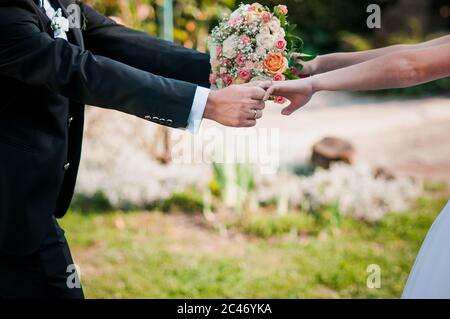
[
  {"left": 259, "top": 25, "right": 271, "bottom": 35},
  {"left": 256, "top": 45, "right": 266, "bottom": 57},
  {"left": 222, "top": 35, "right": 238, "bottom": 59},
  {"left": 256, "top": 33, "right": 275, "bottom": 50},
  {"left": 230, "top": 9, "right": 242, "bottom": 20},
  {"left": 274, "top": 28, "right": 286, "bottom": 38},
  {"left": 267, "top": 17, "right": 281, "bottom": 33}
]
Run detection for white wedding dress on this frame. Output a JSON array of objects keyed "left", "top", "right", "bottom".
[{"left": 402, "top": 199, "right": 450, "bottom": 298}]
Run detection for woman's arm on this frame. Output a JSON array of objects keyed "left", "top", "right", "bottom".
[
  {"left": 266, "top": 43, "right": 450, "bottom": 115},
  {"left": 297, "top": 34, "right": 450, "bottom": 75},
  {"left": 312, "top": 42, "right": 450, "bottom": 91}
]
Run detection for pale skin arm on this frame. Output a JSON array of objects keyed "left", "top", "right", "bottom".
[
  {"left": 296, "top": 34, "right": 450, "bottom": 76},
  {"left": 265, "top": 42, "right": 450, "bottom": 115}
]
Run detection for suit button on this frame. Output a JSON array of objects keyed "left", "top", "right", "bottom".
[
  {"left": 64, "top": 163, "right": 70, "bottom": 171},
  {"left": 68, "top": 117, "right": 74, "bottom": 127}
]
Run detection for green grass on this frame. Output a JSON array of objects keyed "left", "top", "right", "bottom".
[{"left": 60, "top": 196, "right": 449, "bottom": 298}]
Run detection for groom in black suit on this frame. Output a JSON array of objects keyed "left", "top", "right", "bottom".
[{"left": 0, "top": 0, "right": 268, "bottom": 298}]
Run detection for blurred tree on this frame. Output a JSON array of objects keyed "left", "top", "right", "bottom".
[
  {"left": 85, "top": 0, "right": 449, "bottom": 99},
  {"left": 85, "top": 0, "right": 236, "bottom": 52}
]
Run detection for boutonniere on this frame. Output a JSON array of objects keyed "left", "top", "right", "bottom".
[{"left": 51, "top": 8, "right": 70, "bottom": 39}]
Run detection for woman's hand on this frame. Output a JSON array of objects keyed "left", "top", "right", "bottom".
[
  {"left": 264, "top": 79, "right": 315, "bottom": 115},
  {"left": 291, "top": 53, "right": 319, "bottom": 76}
]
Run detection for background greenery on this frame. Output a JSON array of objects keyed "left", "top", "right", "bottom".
[
  {"left": 64, "top": 193, "right": 449, "bottom": 298},
  {"left": 84, "top": 0, "right": 450, "bottom": 95}
]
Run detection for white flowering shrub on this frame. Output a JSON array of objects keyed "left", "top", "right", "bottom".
[
  {"left": 257, "top": 163, "right": 420, "bottom": 221},
  {"left": 74, "top": 108, "right": 210, "bottom": 209},
  {"left": 75, "top": 109, "right": 420, "bottom": 219}
]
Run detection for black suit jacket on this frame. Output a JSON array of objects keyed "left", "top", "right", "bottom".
[{"left": 0, "top": 0, "right": 211, "bottom": 255}]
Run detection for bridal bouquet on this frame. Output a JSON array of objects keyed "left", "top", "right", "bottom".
[{"left": 208, "top": 3, "right": 313, "bottom": 102}]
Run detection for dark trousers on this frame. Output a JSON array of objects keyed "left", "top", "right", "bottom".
[{"left": 0, "top": 217, "right": 84, "bottom": 299}]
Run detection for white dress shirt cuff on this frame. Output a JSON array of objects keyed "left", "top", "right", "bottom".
[{"left": 187, "top": 86, "right": 210, "bottom": 134}]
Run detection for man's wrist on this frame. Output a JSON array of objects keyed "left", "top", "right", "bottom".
[
  {"left": 187, "top": 86, "right": 210, "bottom": 134},
  {"left": 203, "top": 90, "right": 218, "bottom": 121}
]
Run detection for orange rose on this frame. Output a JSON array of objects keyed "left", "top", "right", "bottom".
[{"left": 263, "top": 53, "right": 288, "bottom": 75}]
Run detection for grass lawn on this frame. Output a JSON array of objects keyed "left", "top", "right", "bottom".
[{"left": 60, "top": 196, "right": 449, "bottom": 298}]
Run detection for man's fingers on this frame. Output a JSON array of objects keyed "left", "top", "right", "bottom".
[
  {"left": 242, "top": 119, "right": 257, "bottom": 127},
  {"left": 246, "top": 100, "right": 265, "bottom": 110},
  {"left": 245, "top": 109, "right": 263, "bottom": 120}
]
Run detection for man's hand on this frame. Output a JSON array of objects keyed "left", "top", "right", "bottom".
[
  {"left": 264, "top": 79, "right": 314, "bottom": 115},
  {"left": 204, "top": 81, "right": 271, "bottom": 127}
]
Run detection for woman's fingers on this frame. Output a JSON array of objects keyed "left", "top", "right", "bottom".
[
  {"left": 281, "top": 103, "right": 297, "bottom": 116},
  {"left": 248, "top": 87, "right": 267, "bottom": 100},
  {"left": 244, "top": 80, "right": 273, "bottom": 90},
  {"left": 263, "top": 86, "right": 275, "bottom": 101}
]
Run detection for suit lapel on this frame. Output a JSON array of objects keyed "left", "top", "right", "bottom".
[
  {"left": 24, "top": 0, "right": 85, "bottom": 49},
  {"left": 24, "top": 0, "right": 51, "bottom": 31}
]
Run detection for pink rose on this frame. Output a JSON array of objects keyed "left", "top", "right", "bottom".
[
  {"left": 235, "top": 54, "right": 246, "bottom": 66},
  {"left": 247, "top": 5, "right": 256, "bottom": 11},
  {"left": 209, "top": 73, "right": 217, "bottom": 85},
  {"left": 278, "top": 5, "right": 288, "bottom": 15},
  {"left": 239, "top": 68, "right": 251, "bottom": 81},
  {"left": 261, "top": 11, "right": 271, "bottom": 23},
  {"left": 221, "top": 73, "right": 233, "bottom": 86},
  {"left": 273, "top": 74, "right": 285, "bottom": 81},
  {"left": 274, "top": 96, "right": 286, "bottom": 104},
  {"left": 275, "top": 38, "right": 287, "bottom": 51},
  {"left": 229, "top": 16, "right": 244, "bottom": 27},
  {"left": 240, "top": 35, "right": 251, "bottom": 45}
]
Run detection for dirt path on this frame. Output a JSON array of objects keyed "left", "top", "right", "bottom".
[
  {"left": 202, "top": 92, "right": 450, "bottom": 183},
  {"left": 78, "top": 92, "right": 450, "bottom": 203}
]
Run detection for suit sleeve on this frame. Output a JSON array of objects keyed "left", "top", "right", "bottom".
[
  {"left": 0, "top": 5, "right": 197, "bottom": 128},
  {"left": 80, "top": 3, "right": 211, "bottom": 88}
]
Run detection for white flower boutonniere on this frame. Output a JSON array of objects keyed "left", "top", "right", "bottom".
[{"left": 51, "top": 8, "right": 70, "bottom": 40}]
